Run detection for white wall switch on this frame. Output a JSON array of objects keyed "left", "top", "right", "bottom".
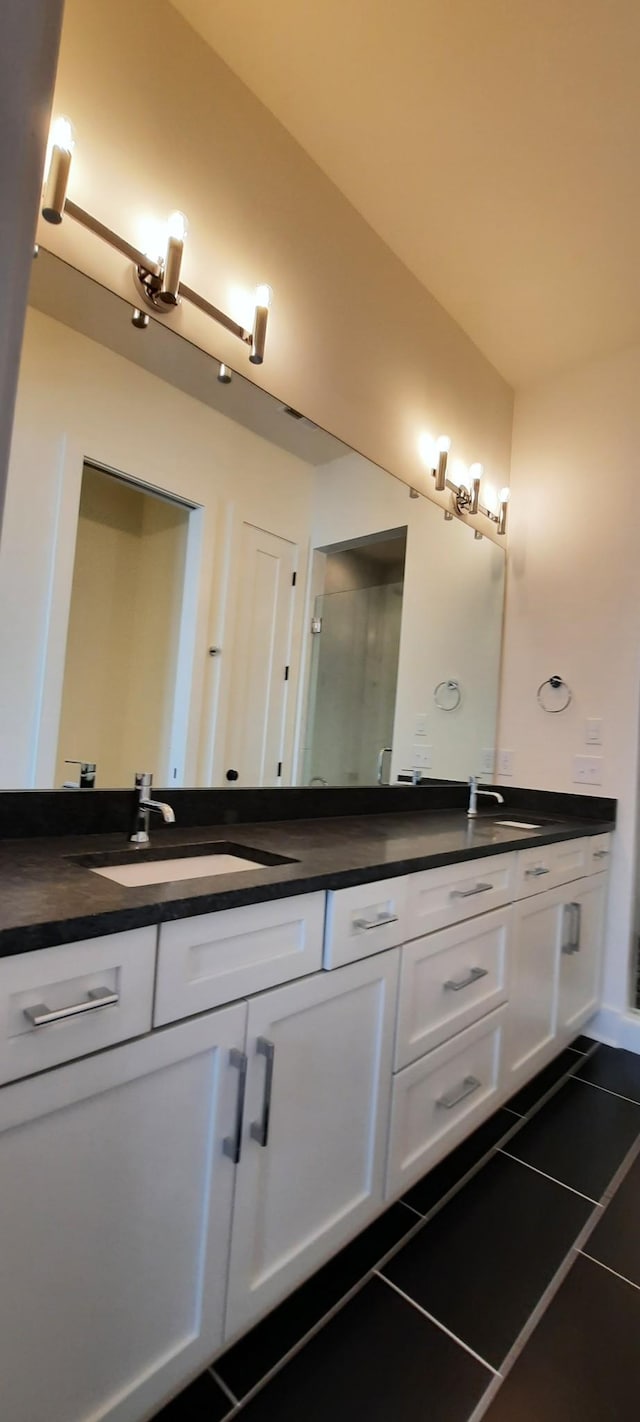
[
  {"left": 573, "top": 755, "right": 603, "bottom": 785},
  {"left": 479, "top": 748, "right": 496, "bottom": 776},
  {"left": 497, "top": 749, "right": 514, "bottom": 776},
  {"left": 585, "top": 718, "right": 602, "bottom": 745},
  {"left": 412, "top": 744, "right": 433, "bottom": 768},
  {"left": 415, "top": 713, "right": 428, "bottom": 737}
]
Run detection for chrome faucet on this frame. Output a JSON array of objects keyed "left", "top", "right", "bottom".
[
  {"left": 130, "top": 771, "right": 175, "bottom": 844},
  {"left": 467, "top": 773, "right": 505, "bottom": 819}
]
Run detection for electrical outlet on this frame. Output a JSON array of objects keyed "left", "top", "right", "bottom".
[
  {"left": 585, "top": 718, "right": 602, "bottom": 745},
  {"left": 573, "top": 755, "right": 603, "bottom": 785},
  {"left": 479, "top": 747, "right": 496, "bottom": 776},
  {"left": 497, "top": 749, "right": 514, "bottom": 776},
  {"left": 415, "top": 712, "right": 428, "bottom": 737},
  {"left": 412, "top": 744, "right": 433, "bottom": 768}
]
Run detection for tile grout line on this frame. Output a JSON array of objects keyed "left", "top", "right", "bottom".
[
  {"left": 497, "top": 1148, "right": 600, "bottom": 1205},
  {"left": 209, "top": 1367, "right": 239, "bottom": 1409},
  {"left": 578, "top": 1249, "right": 640, "bottom": 1294},
  {"left": 500, "top": 1040, "right": 600, "bottom": 1129},
  {"left": 572, "top": 1074, "right": 640, "bottom": 1110},
  {"left": 374, "top": 1271, "right": 499, "bottom": 1377},
  {"left": 467, "top": 1121, "right": 640, "bottom": 1422}
]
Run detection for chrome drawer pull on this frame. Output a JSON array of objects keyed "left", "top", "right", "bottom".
[
  {"left": 223, "top": 1048, "right": 248, "bottom": 1164},
  {"left": 250, "top": 1037, "right": 276, "bottom": 1148},
  {"left": 593, "top": 850, "right": 609, "bottom": 859},
  {"left": 562, "top": 901, "right": 582, "bottom": 955},
  {"left": 525, "top": 866, "right": 550, "bottom": 878},
  {"left": 436, "top": 1075, "right": 482, "bottom": 1110},
  {"left": 444, "top": 966, "right": 489, "bottom": 993},
  {"left": 24, "top": 986, "right": 119, "bottom": 1028},
  {"left": 450, "top": 883, "right": 493, "bottom": 899},
  {"left": 353, "top": 912, "right": 399, "bottom": 931}
]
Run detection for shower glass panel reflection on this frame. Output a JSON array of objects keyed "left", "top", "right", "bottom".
[{"left": 303, "top": 531, "right": 406, "bottom": 786}]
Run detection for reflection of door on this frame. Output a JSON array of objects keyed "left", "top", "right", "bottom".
[{"left": 224, "top": 524, "right": 297, "bottom": 785}]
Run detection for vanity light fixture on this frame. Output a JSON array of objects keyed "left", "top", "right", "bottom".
[
  {"left": 40, "top": 117, "right": 273, "bottom": 367},
  {"left": 42, "top": 116, "right": 75, "bottom": 224},
  {"left": 131, "top": 308, "right": 149, "bottom": 330},
  {"left": 217, "top": 362, "right": 232, "bottom": 384},
  {"left": 418, "top": 432, "right": 509, "bottom": 535}
]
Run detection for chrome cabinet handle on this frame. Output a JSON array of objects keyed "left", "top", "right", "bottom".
[
  {"left": 450, "top": 883, "right": 493, "bottom": 900},
  {"left": 24, "top": 986, "right": 119, "bottom": 1028},
  {"left": 562, "top": 901, "right": 582, "bottom": 955},
  {"left": 250, "top": 1037, "right": 276, "bottom": 1148},
  {"left": 593, "top": 849, "right": 609, "bottom": 859},
  {"left": 353, "top": 912, "right": 399, "bottom": 931},
  {"left": 223, "top": 1048, "right": 248, "bottom": 1164},
  {"left": 525, "top": 866, "right": 550, "bottom": 878},
  {"left": 436, "top": 1075, "right": 482, "bottom": 1110},
  {"left": 443, "top": 966, "right": 489, "bottom": 992}
]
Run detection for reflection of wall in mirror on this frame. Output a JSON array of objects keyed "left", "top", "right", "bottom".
[{"left": 310, "top": 453, "right": 505, "bottom": 783}]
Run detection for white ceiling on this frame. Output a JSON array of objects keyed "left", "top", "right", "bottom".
[{"left": 171, "top": 0, "right": 640, "bottom": 388}]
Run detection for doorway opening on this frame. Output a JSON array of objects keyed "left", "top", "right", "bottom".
[
  {"left": 303, "top": 528, "right": 406, "bottom": 786},
  {"left": 56, "top": 463, "right": 192, "bottom": 788}
]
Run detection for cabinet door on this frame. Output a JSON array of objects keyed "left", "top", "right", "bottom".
[
  {"left": 0, "top": 1003, "right": 247, "bottom": 1422},
  {"left": 557, "top": 874, "right": 607, "bottom": 1039},
  {"left": 225, "top": 953, "right": 399, "bottom": 1341},
  {"left": 504, "top": 885, "right": 568, "bottom": 1095}
]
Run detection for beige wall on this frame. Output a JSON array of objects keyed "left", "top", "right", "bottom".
[
  {"left": 40, "top": 0, "right": 513, "bottom": 518},
  {"left": 499, "top": 343, "right": 640, "bottom": 1042}
]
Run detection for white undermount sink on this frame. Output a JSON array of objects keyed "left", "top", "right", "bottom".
[{"left": 90, "top": 852, "right": 265, "bottom": 887}]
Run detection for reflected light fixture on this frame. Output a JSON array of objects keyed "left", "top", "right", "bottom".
[
  {"left": 42, "top": 116, "right": 75, "bottom": 224},
  {"left": 217, "top": 362, "right": 232, "bottom": 384},
  {"left": 40, "top": 116, "right": 273, "bottom": 369},
  {"left": 417, "top": 433, "right": 509, "bottom": 535}
]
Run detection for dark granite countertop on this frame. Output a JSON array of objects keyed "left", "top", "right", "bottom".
[{"left": 0, "top": 804, "right": 615, "bottom": 957}]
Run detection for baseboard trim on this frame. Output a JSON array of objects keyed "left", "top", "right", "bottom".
[{"left": 590, "top": 1006, "right": 640, "bottom": 1053}]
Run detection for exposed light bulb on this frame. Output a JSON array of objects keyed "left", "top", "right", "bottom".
[
  {"left": 167, "top": 210, "right": 188, "bottom": 242},
  {"left": 254, "top": 283, "right": 272, "bottom": 310},
  {"left": 50, "top": 115, "right": 75, "bottom": 153},
  {"left": 470, "top": 462, "right": 483, "bottom": 481},
  {"left": 437, "top": 435, "right": 451, "bottom": 453}
]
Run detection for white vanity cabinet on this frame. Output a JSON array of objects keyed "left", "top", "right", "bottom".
[
  {"left": 504, "top": 861, "right": 609, "bottom": 1095},
  {"left": 0, "top": 1001, "right": 246, "bottom": 1422},
  {"left": 224, "top": 949, "right": 399, "bottom": 1340}
]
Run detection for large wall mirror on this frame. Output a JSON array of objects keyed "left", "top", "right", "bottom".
[{"left": 0, "top": 250, "right": 505, "bottom": 791}]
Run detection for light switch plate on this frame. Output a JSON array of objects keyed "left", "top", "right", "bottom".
[
  {"left": 415, "top": 712, "right": 428, "bottom": 737},
  {"left": 412, "top": 744, "right": 432, "bottom": 768},
  {"left": 585, "top": 718, "right": 602, "bottom": 745},
  {"left": 479, "top": 748, "right": 496, "bottom": 776},
  {"left": 497, "top": 749, "right": 514, "bottom": 776},
  {"left": 573, "top": 754, "right": 603, "bottom": 785}
]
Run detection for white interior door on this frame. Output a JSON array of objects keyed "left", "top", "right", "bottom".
[{"left": 224, "top": 523, "right": 297, "bottom": 785}]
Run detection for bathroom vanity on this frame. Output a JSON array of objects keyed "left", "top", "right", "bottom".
[{"left": 0, "top": 792, "right": 613, "bottom": 1422}]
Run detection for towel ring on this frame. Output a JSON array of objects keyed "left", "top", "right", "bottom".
[
  {"left": 537, "top": 675, "right": 572, "bottom": 714},
  {"left": 434, "top": 679, "right": 462, "bottom": 711}
]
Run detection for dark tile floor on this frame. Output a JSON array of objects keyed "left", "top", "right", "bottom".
[{"left": 154, "top": 1037, "right": 640, "bottom": 1422}]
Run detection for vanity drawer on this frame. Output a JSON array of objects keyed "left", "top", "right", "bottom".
[
  {"left": 0, "top": 927, "right": 156, "bottom": 1085},
  {"left": 386, "top": 1007, "right": 506, "bottom": 1199},
  {"left": 515, "top": 838, "right": 590, "bottom": 897},
  {"left": 405, "top": 854, "right": 515, "bottom": 941},
  {"left": 589, "top": 833, "right": 612, "bottom": 874},
  {"left": 395, "top": 908, "right": 510, "bottom": 1070},
  {"left": 323, "top": 877, "right": 407, "bottom": 969},
  {"left": 154, "top": 892, "right": 325, "bottom": 1024}
]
